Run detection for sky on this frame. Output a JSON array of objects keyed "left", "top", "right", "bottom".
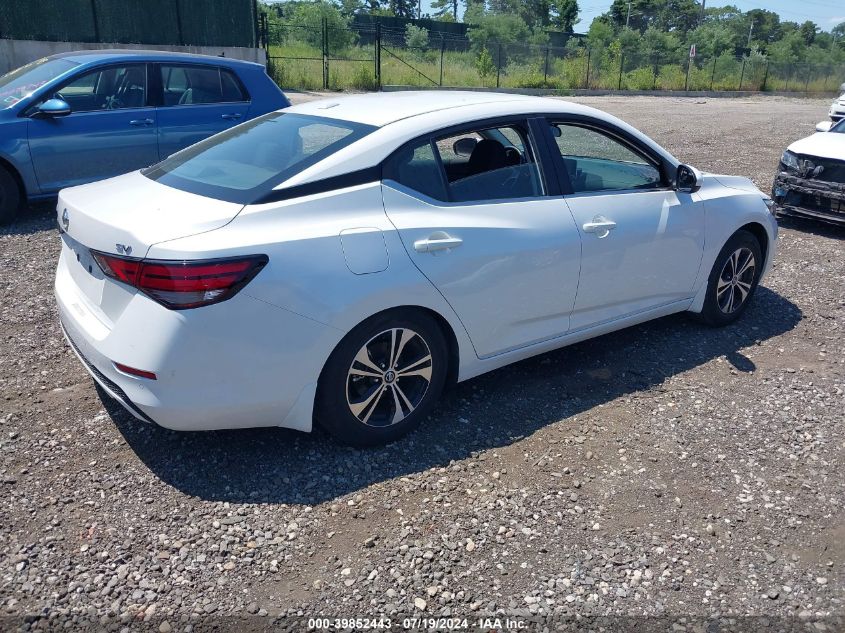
[{"left": 414, "top": 0, "right": 845, "bottom": 34}]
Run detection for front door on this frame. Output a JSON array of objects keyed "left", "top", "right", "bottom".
[
  {"left": 544, "top": 120, "right": 705, "bottom": 331},
  {"left": 28, "top": 64, "right": 159, "bottom": 193},
  {"left": 382, "top": 119, "right": 582, "bottom": 358}
]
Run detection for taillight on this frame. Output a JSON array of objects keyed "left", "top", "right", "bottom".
[{"left": 91, "top": 252, "right": 268, "bottom": 310}]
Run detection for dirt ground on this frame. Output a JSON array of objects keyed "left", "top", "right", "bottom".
[{"left": 1, "top": 94, "right": 843, "bottom": 631}]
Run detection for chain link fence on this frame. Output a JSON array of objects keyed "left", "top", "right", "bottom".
[
  {"left": 263, "top": 19, "right": 844, "bottom": 94},
  {"left": 0, "top": 0, "right": 258, "bottom": 47}
]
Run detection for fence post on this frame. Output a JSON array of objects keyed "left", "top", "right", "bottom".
[
  {"left": 585, "top": 48, "right": 591, "bottom": 89},
  {"left": 738, "top": 58, "right": 746, "bottom": 91},
  {"left": 496, "top": 42, "right": 502, "bottom": 88},
  {"left": 785, "top": 65, "right": 790, "bottom": 92},
  {"left": 761, "top": 60, "right": 769, "bottom": 92},
  {"left": 321, "top": 16, "right": 328, "bottom": 90},
  {"left": 90, "top": 0, "right": 100, "bottom": 42},
  {"left": 684, "top": 57, "right": 691, "bottom": 91},
  {"left": 618, "top": 52, "right": 624, "bottom": 90},
  {"left": 375, "top": 23, "right": 381, "bottom": 90},
  {"left": 804, "top": 64, "right": 811, "bottom": 94},
  {"left": 709, "top": 57, "right": 716, "bottom": 90},
  {"left": 544, "top": 46, "right": 550, "bottom": 87},
  {"left": 439, "top": 36, "right": 445, "bottom": 86},
  {"left": 175, "top": 0, "right": 185, "bottom": 46}
]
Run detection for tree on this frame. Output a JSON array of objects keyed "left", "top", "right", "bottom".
[
  {"left": 431, "top": 0, "right": 460, "bottom": 21},
  {"left": 289, "top": 1, "right": 354, "bottom": 50},
  {"left": 389, "top": 0, "right": 417, "bottom": 19},
  {"left": 799, "top": 21, "right": 817, "bottom": 46},
  {"left": 475, "top": 47, "right": 495, "bottom": 81},
  {"left": 405, "top": 24, "right": 429, "bottom": 49},
  {"left": 549, "top": 0, "right": 579, "bottom": 32},
  {"left": 686, "top": 23, "right": 736, "bottom": 58}
]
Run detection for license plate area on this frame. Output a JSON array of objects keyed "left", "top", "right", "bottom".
[{"left": 62, "top": 232, "right": 105, "bottom": 306}]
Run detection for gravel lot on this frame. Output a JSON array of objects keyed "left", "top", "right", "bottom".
[{"left": 1, "top": 94, "right": 843, "bottom": 632}]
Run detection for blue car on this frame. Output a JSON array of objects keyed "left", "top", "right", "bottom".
[{"left": 0, "top": 50, "right": 289, "bottom": 224}]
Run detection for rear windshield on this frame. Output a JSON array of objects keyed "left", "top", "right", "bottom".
[
  {"left": 0, "top": 57, "right": 78, "bottom": 109},
  {"left": 143, "top": 112, "right": 376, "bottom": 203}
]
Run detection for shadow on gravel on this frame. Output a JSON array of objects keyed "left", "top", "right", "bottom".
[
  {"left": 0, "top": 202, "right": 57, "bottom": 237},
  {"left": 777, "top": 215, "right": 845, "bottom": 239},
  {"left": 105, "top": 285, "right": 802, "bottom": 505}
]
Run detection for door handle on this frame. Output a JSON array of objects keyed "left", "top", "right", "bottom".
[
  {"left": 414, "top": 233, "right": 463, "bottom": 253},
  {"left": 221, "top": 113, "right": 243, "bottom": 121},
  {"left": 129, "top": 118, "right": 154, "bottom": 126},
  {"left": 583, "top": 216, "right": 617, "bottom": 238}
]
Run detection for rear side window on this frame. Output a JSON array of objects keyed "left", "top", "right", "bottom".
[
  {"left": 160, "top": 65, "right": 247, "bottom": 106},
  {"left": 385, "top": 123, "right": 544, "bottom": 203},
  {"left": 143, "top": 112, "right": 376, "bottom": 203}
]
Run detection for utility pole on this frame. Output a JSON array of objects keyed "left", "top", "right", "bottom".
[
  {"left": 626, "top": 0, "right": 632, "bottom": 28},
  {"left": 747, "top": 21, "right": 754, "bottom": 48},
  {"left": 699, "top": 0, "right": 706, "bottom": 26}
]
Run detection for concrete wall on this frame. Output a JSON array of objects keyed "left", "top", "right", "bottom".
[{"left": 0, "top": 39, "right": 266, "bottom": 74}]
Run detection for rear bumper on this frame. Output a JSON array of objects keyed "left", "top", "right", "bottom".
[
  {"left": 772, "top": 173, "right": 845, "bottom": 225},
  {"left": 55, "top": 246, "right": 338, "bottom": 432}
]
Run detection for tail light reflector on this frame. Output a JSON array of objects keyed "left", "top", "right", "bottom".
[
  {"left": 91, "top": 252, "right": 268, "bottom": 309},
  {"left": 114, "top": 362, "right": 157, "bottom": 380}
]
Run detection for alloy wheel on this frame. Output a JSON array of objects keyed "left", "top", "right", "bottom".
[
  {"left": 717, "top": 247, "right": 756, "bottom": 314},
  {"left": 346, "top": 328, "right": 433, "bottom": 427}
]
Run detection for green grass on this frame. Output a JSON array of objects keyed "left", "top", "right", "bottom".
[{"left": 267, "top": 41, "right": 841, "bottom": 94}]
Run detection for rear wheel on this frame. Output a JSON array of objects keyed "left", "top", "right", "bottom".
[
  {"left": 0, "top": 167, "right": 22, "bottom": 226},
  {"left": 316, "top": 309, "right": 448, "bottom": 447},
  {"left": 697, "top": 229, "right": 763, "bottom": 326}
]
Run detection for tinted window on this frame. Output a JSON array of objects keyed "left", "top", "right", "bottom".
[
  {"left": 57, "top": 65, "right": 148, "bottom": 112},
  {"left": 160, "top": 65, "right": 246, "bottom": 105},
  {"left": 551, "top": 123, "right": 662, "bottom": 193},
  {"left": 387, "top": 124, "right": 544, "bottom": 203},
  {"left": 143, "top": 112, "right": 375, "bottom": 203},
  {"left": 0, "top": 57, "right": 77, "bottom": 109}
]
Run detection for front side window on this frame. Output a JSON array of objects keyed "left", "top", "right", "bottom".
[
  {"left": 56, "top": 65, "right": 148, "bottom": 112},
  {"left": 550, "top": 123, "right": 662, "bottom": 193},
  {"left": 386, "top": 123, "right": 544, "bottom": 203},
  {"left": 0, "top": 57, "right": 78, "bottom": 109},
  {"left": 143, "top": 112, "right": 375, "bottom": 203},
  {"left": 160, "top": 65, "right": 247, "bottom": 106}
]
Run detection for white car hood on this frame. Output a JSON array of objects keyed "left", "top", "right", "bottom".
[
  {"left": 57, "top": 171, "right": 244, "bottom": 257},
  {"left": 787, "top": 132, "right": 845, "bottom": 161}
]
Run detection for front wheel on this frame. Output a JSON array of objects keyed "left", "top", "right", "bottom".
[
  {"left": 696, "top": 229, "right": 763, "bottom": 327},
  {"left": 315, "top": 309, "right": 448, "bottom": 447}
]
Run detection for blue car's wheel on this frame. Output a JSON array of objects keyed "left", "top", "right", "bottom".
[{"left": 0, "top": 167, "right": 21, "bottom": 226}]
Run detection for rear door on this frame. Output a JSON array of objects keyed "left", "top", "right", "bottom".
[
  {"left": 382, "top": 117, "right": 582, "bottom": 359},
  {"left": 27, "top": 63, "right": 159, "bottom": 192},
  {"left": 154, "top": 64, "right": 251, "bottom": 159}
]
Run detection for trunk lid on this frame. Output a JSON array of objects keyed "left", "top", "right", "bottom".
[{"left": 57, "top": 170, "right": 244, "bottom": 258}]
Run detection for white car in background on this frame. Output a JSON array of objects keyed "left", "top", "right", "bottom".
[
  {"left": 773, "top": 118, "right": 845, "bottom": 225},
  {"left": 829, "top": 93, "right": 845, "bottom": 123},
  {"left": 55, "top": 91, "right": 778, "bottom": 446}
]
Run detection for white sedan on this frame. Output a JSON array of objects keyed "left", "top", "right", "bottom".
[{"left": 55, "top": 91, "right": 778, "bottom": 446}]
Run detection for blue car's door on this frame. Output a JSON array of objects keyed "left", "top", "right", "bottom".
[
  {"left": 27, "top": 64, "right": 159, "bottom": 193},
  {"left": 155, "top": 64, "right": 251, "bottom": 159}
]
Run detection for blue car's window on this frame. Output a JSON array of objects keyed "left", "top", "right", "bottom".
[
  {"left": 160, "top": 65, "right": 247, "bottom": 106},
  {"left": 0, "top": 57, "right": 77, "bottom": 109},
  {"left": 57, "top": 65, "right": 148, "bottom": 112},
  {"left": 143, "top": 112, "right": 376, "bottom": 204}
]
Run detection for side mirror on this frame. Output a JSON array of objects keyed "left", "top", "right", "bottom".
[
  {"left": 36, "top": 98, "right": 72, "bottom": 118},
  {"left": 815, "top": 120, "right": 833, "bottom": 133},
  {"left": 675, "top": 164, "right": 701, "bottom": 194},
  {"left": 453, "top": 137, "right": 477, "bottom": 157}
]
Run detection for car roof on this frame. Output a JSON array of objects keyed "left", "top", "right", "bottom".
[
  {"left": 285, "top": 90, "right": 579, "bottom": 127},
  {"left": 48, "top": 49, "right": 262, "bottom": 69}
]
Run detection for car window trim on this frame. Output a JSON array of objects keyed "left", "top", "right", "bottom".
[
  {"left": 539, "top": 115, "right": 673, "bottom": 196},
  {"left": 152, "top": 62, "right": 251, "bottom": 107},
  {"left": 23, "top": 62, "right": 153, "bottom": 116},
  {"left": 383, "top": 114, "right": 560, "bottom": 204}
]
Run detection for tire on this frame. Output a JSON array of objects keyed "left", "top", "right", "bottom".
[
  {"left": 0, "top": 166, "right": 22, "bottom": 226},
  {"left": 697, "top": 229, "right": 763, "bottom": 327},
  {"left": 315, "top": 309, "right": 448, "bottom": 447}
]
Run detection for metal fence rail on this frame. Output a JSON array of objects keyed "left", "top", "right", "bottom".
[
  {"left": 263, "top": 19, "right": 844, "bottom": 94},
  {"left": 0, "top": 0, "right": 258, "bottom": 47}
]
